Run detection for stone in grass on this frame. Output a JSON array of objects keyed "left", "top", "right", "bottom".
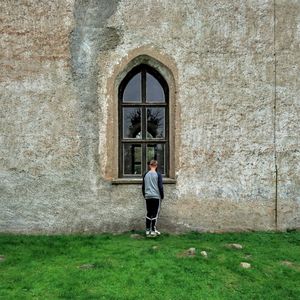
[
  {"left": 281, "top": 260, "right": 300, "bottom": 271},
  {"left": 79, "top": 263, "right": 95, "bottom": 269},
  {"left": 200, "top": 251, "right": 208, "bottom": 258},
  {"left": 187, "top": 247, "right": 196, "bottom": 256},
  {"left": 240, "top": 262, "right": 251, "bottom": 269},
  {"left": 0, "top": 255, "right": 5, "bottom": 262},
  {"left": 130, "top": 233, "right": 144, "bottom": 239},
  {"left": 281, "top": 260, "right": 293, "bottom": 267},
  {"left": 226, "top": 243, "right": 243, "bottom": 250},
  {"left": 177, "top": 247, "right": 196, "bottom": 257},
  {"left": 183, "top": 247, "right": 196, "bottom": 257}
]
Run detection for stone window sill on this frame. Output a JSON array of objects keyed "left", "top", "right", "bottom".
[{"left": 111, "top": 178, "right": 176, "bottom": 185}]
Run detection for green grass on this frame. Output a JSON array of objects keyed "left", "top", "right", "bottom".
[{"left": 0, "top": 231, "right": 299, "bottom": 299}]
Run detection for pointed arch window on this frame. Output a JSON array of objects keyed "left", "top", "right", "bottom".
[{"left": 119, "top": 64, "right": 169, "bottom": 177}]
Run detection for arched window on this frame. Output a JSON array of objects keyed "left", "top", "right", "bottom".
[{"left": 119, "top": 64, "right": 169, "bottom": 177}]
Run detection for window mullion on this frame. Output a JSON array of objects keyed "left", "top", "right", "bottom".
[
  {"left": 142, "top": 143, "right": 146, "bottom": 175},
  {"left": 141, "top": 69, "right": 147, "bottom": 174},
  {"left": 141, "top": 69, "right": 146, "bottom": 140}
]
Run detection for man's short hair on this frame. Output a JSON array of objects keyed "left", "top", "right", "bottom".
[{"left": 149, "top": 160, "right": 158, "bottom": 166}]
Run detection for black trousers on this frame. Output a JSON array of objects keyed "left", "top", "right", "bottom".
[{"left": 145, "top": 198, "right": 160, "bottom": 231}]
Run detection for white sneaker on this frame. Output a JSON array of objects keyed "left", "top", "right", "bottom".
[
  {"left": 146, "top": 230, "right": 151, "bottom": 237},
  {"left": 153, "top": 229, "right": 161, "bottom": 236},
  {"left": 150, "top": 231, "right": 157, "bottom": 237}
]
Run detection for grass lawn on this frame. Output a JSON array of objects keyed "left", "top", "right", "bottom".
[{"left": 0, "top": 231, "right": 299, "bottom": 299}]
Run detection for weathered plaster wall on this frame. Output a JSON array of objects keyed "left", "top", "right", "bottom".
[
  {"left": 0, "top": 0, "right": 299, "bottom": 233},
  {"left": 275, "top": 0, "right": 300, "bottom": 230}
]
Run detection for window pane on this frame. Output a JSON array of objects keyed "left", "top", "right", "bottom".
[
  {"left": 123, "top": 108, "right": 142, "bottom": 139},
  {"left": 123, "top": 144, "right": 142, "bottom": 175},
  {"left": 146, "top": 144, "right": 165, "bottom": 174},
  {"left": 146, "top": 73, "right": 165, "bottom": 102},
  {"left": 123, "top": 73, "right": 141, "bottom": 102},
  {"left": 146, "top": 108, "right": 165, "bottom": 139}
]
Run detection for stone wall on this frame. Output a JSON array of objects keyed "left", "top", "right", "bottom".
[
  {"left": 0, "top": 0, "right": 299, "bottom": 233},
  {"left": 275, "top": 0, "right": 300, "bottom": 230}
]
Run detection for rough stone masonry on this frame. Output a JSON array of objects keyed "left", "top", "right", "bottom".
[{"left": 0, "top": 0, "right": 299, "bottom": 233}]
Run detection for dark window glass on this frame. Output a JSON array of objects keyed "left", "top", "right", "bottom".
[
  {"left": 123, "top": 144, "right": 142, "bottom": 175},
  {"left": 146, "top": 73, "right": 165, "bottom": 102},
  {"left": 119, "top": 65, "right": 168, "bottom": 177},
  {"left": 123, "top": 108, "right": 142, "bottom": 139},
  {"left": 123, "top": 73, "right": 141, "bottom": 102},
  {"left": 146, "top": 144, "right": 165, "bottom": 174},
  {"left": 146, "top": 108, "right": 165, "bottom": 139}
]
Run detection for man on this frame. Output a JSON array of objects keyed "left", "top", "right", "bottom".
[{"left": 142, "top": 160, "right": 164, "bottom": 237}]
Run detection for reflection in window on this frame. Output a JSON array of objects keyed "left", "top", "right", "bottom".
[
  {"left": 123, "top": 108, "right": 142, "bottom": 139},
  {"left": 123, "top": 144, "right": 142, "bottom": 175},
  {"left": 146, "top": 73, "right": 165, "bottom": 102},
  {"left": 147, "top": 108, "right": 165, "bottom": 138},
  {"left": 123, "top": 73, "right": 141, "bottom": 102},
  {"left": 147, "top": 144, "right": 165, "bottom": 174}
]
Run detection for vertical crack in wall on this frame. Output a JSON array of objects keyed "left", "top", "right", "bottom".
[{"left": 273, "top": 0, "right": 278, "bottom": 230}]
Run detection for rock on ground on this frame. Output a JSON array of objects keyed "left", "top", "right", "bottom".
[
  {"left": 187, "top": 248, "right": 196, "bottom": 256},
  {"left": 240, "top": 262, "right": 251, "bottom": 269},
  {"left": 177, "top": 247, "right": 196, "bottom": 257},
  {"left": 130, "top": 233, "right": 144, "bottom": 239},
  {"left": 78, "top": 264, "right": 95, "bottom": 269},
  {"left": 226, "top": 243, "right": 243, "bottom": 249}
]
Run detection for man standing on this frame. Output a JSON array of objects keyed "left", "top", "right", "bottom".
[{"left": 142, "top": 160, "right": 164, "bottom": 237}]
